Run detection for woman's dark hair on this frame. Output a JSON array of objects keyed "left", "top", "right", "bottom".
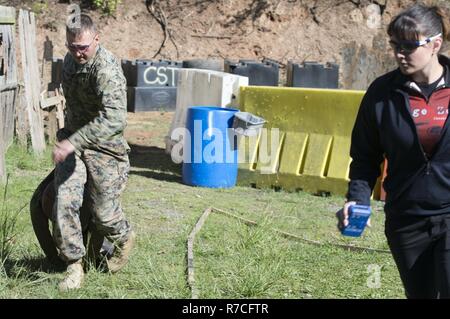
[{"left": 387, "top": 4, "right": 450, "bottom": 45}]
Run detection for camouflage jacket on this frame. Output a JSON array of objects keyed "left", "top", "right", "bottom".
[{"left": 62, "top": 45, "right": 129, "bottom": 161}]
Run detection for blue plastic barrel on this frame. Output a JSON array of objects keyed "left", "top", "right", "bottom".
[{"left": 182, "top": 106, "right": 239, "bottom": 188}]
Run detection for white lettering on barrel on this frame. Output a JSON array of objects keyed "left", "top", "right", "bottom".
[{"left": 143, "top": 66, "right": 176, "bottom": 86}]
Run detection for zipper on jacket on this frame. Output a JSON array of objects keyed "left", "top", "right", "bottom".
[
  {"left": 396, "top": 90, "right": 431, "bottom": 177},
  {"left": 424, "top": 85, "right": 450, "bottom": 158},
  {"left": 398, "top": 85, "right": 450, "bottom": 163},
  {"left": 397, "top": 90, "right": 429, "bottom": 161}
]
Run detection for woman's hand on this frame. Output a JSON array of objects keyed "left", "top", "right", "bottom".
[
  {"left": 336, "top": 201, "right": 356, "bottom": 231},
  {"left": 336, "top": 201, "right": 372, "bottom": 232}
]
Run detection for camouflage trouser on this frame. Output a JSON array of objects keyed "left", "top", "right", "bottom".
[{"left": 53, "top": 149, "right": 131, "bottom": 263}]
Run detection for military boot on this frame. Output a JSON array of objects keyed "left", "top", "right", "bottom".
[
  {"left": 107, "top": 231, "right": 136, "bottom": 273},
  {"left": 58, "top": 260, "right": 84, "bottom": 292}
]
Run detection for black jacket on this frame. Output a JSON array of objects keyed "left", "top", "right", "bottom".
[{"left": 347, "top": 55, "right": 450, "bottom": 216}]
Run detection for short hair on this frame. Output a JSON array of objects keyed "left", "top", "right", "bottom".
[{"left": 66, "top": 14, "right": 97, "bottom": 37}]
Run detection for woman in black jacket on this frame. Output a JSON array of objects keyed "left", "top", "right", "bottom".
[{"left": 341, "top": 4, "right": 450, "bottom": 298}]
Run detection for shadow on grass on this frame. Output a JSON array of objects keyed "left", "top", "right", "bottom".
[
  {"left": 3, "top": 256, "right": 65, "bottom": 279},
  {"left": 128, "top": 144, "right": 182, "bottom": 183}
]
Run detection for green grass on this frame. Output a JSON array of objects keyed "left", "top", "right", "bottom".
[
  {"left": 193, "top": 198, "right": 402, "bottom": 299},
  {"left": 0, "top": 114, "right": 405, "bottom": 298}
]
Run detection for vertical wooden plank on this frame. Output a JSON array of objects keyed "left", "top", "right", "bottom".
[
  {"left": 14, "top": 85, "right": 28, "bottom": 147},
  {"left": 19, "top": 9, "right": 45, "bottom": 154},
  {"left": 55, "top": 87, "right": 65, "bottom": 129},
  {"left": 0, "top": 6, "right": 17, "bottom": 182},
  {"left": 3, "top": 90, "right": 10, "bottom": 145},
  {"left": 0, "top": 26, "right": 12, "bottom": 146},
  {"left": 5, "top": 23, "right": 17, "bottom": 147},
  {"left": 0, "top": 132, "right": 4, "bottom": 183},
  {"left": 0, "top": 99, "right": 4, "bottom": 182},
  {"left": 0, "top": 15, "right": 6, "bottom": 182},
  {"left": 4, "top": 89, "right": 16, "bottom": 147},
  {"left": 45, "top": 107, "right": 57, "bottom": 145},
  {"left": 0, "top": 88, "right": 4, "bottom": 156}
]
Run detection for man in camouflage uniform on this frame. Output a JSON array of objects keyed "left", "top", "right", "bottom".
[{"left": 53, "top": 13, "right": 135, "bottom": 291}]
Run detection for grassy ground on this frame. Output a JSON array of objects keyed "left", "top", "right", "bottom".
[{"left": 0, "top": 112, "right": 404, "bottom": 298}]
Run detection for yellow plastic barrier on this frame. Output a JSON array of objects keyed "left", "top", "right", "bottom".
[{"left": 237, "top": 86, "right": 370, "bottom": 197}]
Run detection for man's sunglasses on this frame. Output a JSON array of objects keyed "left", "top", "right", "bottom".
[
  {"left": 65, "top": 36, "right": 96, "bottom": 53},
  {"left": 389, "top": 33, "right": 442, "bottom": 54}
]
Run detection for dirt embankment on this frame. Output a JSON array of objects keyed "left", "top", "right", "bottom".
[{"left": 4, "top": 0, "right": 450, "bottom": 89}]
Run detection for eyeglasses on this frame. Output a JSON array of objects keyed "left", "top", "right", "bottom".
[
  {"left": 65, "top": 36, "right": 96, "bottom": 53},
  {"left": 389, "top": 33, "right": 442, "bottom": 54}
]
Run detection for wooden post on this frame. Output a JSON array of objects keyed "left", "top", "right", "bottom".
[
  {"left": 0, "top": 120, "right": 4, "bottom": 183},
  {"left": 55, "top": 87, "right": 65, "bottom": 129},
  {"left": 0, "top": 5, "right": 17, "bottom": 182},
  {"left": 19, "top": 9, "right": 45, "bottom": 154},
  {"left": 39, "top": 87, "right": 65, "bottom": 141},
  {"left": 45, "top": 108, "right": 58, "bottom": 145},
  {"left": 14, "top": 85, "right": 28, "bottom": 147}
]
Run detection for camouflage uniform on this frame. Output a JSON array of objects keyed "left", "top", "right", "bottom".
[{"left": 53, "top": 45, "right": 131, "bottom": 262}]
